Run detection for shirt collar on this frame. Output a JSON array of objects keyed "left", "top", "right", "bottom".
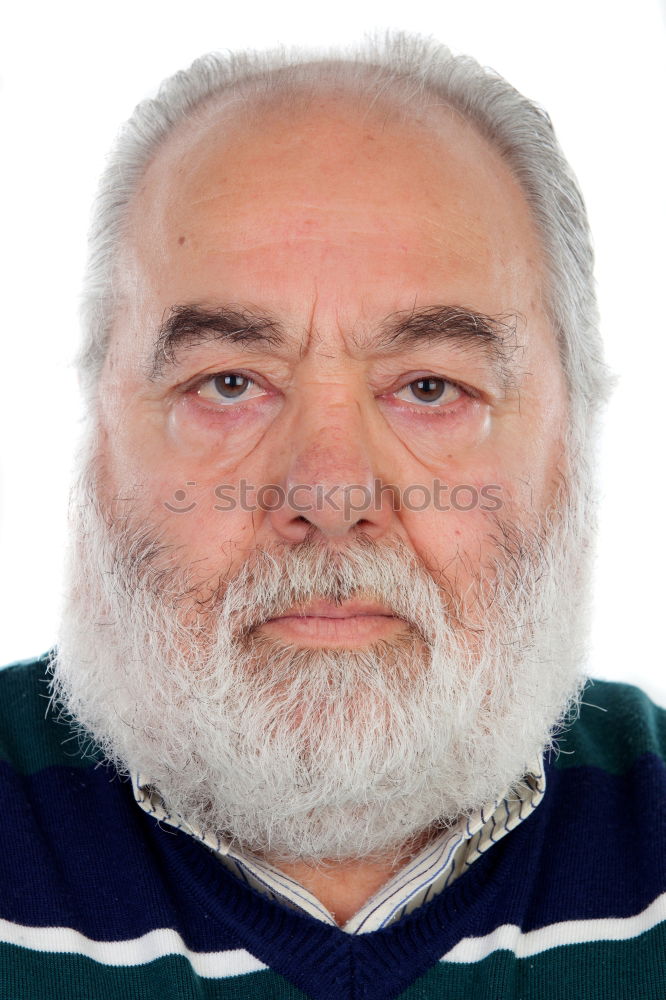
[{"left": 132, "top": 756, "right": 546, "bottom": 933}]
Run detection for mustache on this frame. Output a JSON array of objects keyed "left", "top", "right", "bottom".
[{"left": 99, "top": 515, "right": 444, "bottom": 642}]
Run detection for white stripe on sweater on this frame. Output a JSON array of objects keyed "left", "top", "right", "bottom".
[
  {"left": 3, "top": 892, "right": 664, "bottom": 976},
  {"left": 442, "top": 891, "right": 666, "bottom": 963},
  {"left": 0, "top": 921, "right": 266, "bottom": 977}
]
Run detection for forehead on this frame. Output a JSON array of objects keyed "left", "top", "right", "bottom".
[{"left": 123, "top": 88, "right": 546, "bottom": 340}]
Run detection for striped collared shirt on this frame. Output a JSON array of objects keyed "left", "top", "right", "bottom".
[{"left": 132, "top": 758, "right": 545, "bottom": 934}]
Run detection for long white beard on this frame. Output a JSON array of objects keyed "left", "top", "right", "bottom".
[{"left": 51, "top": 454, "right": 593, "bottom": 864}]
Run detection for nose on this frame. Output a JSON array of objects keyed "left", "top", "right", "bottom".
[{"left": 267, "top": 399, "right": 397, "bottom": 544}]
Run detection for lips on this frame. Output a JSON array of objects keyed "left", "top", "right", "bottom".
[{"left": 267, "top": 599, "right": 396, "bottom": 621}]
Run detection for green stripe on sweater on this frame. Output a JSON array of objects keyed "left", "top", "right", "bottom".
[
  {"left": 0, "top": 658, "right": 102, "bottom": 775},
  {"left": 553, "top": 679, "right": 666, "bottom": 775},
  {"left": 398, "top": 920, "right": 666, "bottom": 1000},
  {"left": 0, "top": 945, "right": 310, "bottom": 1000},
  {"left": 1, "top": 923, "right": 665, "bottom": 999}
]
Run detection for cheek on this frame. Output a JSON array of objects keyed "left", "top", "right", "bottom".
[
  {"left": 145, "top": 485, "right": 261, "bottom": 582},
  {"left": 400, "top": 485, "right": 507, "bottom": 573},
  {"left": 98, "top": 434, "right": 265, "bottom": 584}
]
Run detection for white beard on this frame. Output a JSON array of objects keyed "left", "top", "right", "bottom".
[{"left": 50, "top": 449, "right": 593, "bottom": 864}]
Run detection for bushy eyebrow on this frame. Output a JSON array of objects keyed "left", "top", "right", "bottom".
[
  {"left": 149, "top": 302, "right": 520, "bottom": 392},
  {"left": 149, "top": 305, "right": 285, "bottom": 379},
  {"left": 372, "top": 304, "right": 519, "bottom": 391}
]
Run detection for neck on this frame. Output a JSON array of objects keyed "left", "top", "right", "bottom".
[{"left": 266, "top": 829, "right": 438, "bottom": 926}]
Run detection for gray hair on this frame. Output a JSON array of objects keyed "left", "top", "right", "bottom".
[{"left": 78, "top": 30, "right": 614, "bottom": 473}]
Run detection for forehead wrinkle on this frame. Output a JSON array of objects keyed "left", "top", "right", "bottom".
[{"left": 301, "top": 289, "right": 320, "bottom": 358}]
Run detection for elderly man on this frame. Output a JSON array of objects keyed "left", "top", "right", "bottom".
[{"left": 1, "top": 32, "right": 664, "bottom": 1000}]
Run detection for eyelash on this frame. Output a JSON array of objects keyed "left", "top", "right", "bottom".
[{"left": 192, "top": 371, "right": 475, "bottom": 412}]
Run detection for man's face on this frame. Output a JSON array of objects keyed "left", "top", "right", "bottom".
[
  {"left": 99, "top": 94, "right": 567, "bottom": 615},
  {"left": 54, "top": 93, "right": 585, "bottom": 864}
]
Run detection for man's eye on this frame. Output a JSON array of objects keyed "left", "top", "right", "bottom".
[
  {"left": 393, "top": 377, "right": 463, "bottom": 407},
  {"left": 197, "top": 373, "right": 266, "bottom": 405}
]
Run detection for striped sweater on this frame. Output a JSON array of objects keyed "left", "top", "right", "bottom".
[{"left": 0, "top": 654, "right": 665, "bottom": 999}]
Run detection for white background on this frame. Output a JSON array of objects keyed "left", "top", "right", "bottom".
[{"left": 1, "top": 1, "right": 664, "bottom": 703}]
